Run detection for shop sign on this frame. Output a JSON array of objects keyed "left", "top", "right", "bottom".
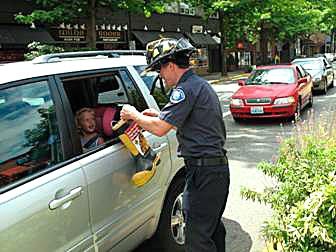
[
  {"left": 50, "top": 28, "right": 86, "bottom": 42},
  {"left": 97, "top": 30, "right": 126, "bottom": 43}
]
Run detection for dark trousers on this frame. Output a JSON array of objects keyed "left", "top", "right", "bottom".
[{"left": 183, "top": 162, "right": 230, "bottom": 252}]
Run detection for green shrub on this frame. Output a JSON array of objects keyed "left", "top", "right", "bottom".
[
  {"left": 24, "top": 42, "right": 96, "bottom": 60},
  {"left": 24, "top": 42, "right": 65, "bottom": 60},
  {"left": 241, "top": 110, "right": 336, "bottom": 251}
]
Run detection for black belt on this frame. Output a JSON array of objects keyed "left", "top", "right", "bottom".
[{"left": 185, "top": 156, "right": 228, "bottom": 167}]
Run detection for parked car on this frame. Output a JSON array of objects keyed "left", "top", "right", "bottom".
[
  {"left": 0, "top": 51, "right": 186, "bottom": 252},
  {"left": 230, "top": 64, "right": 313, "bottom": 122},
  {"left": 292, "top": 57, "right": 334, "bottom": 94},
  {"left": 313, "top": 53, "right": 336, "bottom": 63}
]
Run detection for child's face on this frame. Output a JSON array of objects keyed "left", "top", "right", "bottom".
[{"left": 79, "top": 111, "right": 96, "bottom": 134}]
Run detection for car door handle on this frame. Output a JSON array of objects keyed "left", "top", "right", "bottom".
[
  {"left": 49, "top": 186, "right": 83, "bottom": 210},
  {"left": 152, "top": 142, "right": 168, "bottom": 152}
]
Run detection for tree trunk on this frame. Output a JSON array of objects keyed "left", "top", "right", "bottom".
[
  {"left": 219, "top": 10, "right": 227, "bottom": 76},
  {"left": 260, "top": 22, "right": 268, "bottom": 65},
  {"left": 87, "top": 0, "right": 96, "bottom": 49}
]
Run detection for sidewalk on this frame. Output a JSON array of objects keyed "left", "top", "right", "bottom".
[{"left": 200, "top": 70, "right": 250, "bottom": 84}]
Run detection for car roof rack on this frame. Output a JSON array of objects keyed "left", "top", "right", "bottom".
[{"left": 32, "top": 50, "right": 146, "bottom": 64}]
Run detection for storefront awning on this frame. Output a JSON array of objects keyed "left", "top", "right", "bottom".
[
  {"left": 0, "top": 25, "right": 54, "bottom": 45},
  {"left": 185, "top": 32, "right": 218, "bottom": 47},
  {"left": 132, "top": 31, "right": 185, "bottom": 46}
]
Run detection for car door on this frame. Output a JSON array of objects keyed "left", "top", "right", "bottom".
[
  {"left": 296, "top": 66, "right": 311, "bottom": 105},
  {"left": 57, "top": 68, "right": 171, "bottom": 251},
  {"left": 0, "top": 78, "right": 93, "bottom": 252}
]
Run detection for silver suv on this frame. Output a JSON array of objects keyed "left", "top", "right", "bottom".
[{"left": 0, "top": 51, "right": 185, "bottom": 252}]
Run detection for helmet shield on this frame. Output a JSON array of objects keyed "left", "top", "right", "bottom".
[{"left": 145, "top": 37, "right": 195, "bottom": 72}]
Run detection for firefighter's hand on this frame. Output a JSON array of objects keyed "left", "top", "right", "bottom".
[
  {"left": 142, "top": 108, "right": 159, "bottom": 117},
  {"left": 121, "top": 104, "right": 141, "bottom": 121}
]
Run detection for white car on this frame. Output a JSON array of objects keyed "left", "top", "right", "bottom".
[
  {"left": 292, "top": 57, "right": 334, "bottom": 94},
  {"left": 0, "top": 51, "right": 186, "bottom": 252}
]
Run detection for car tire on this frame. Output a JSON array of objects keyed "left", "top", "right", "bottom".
[
  {"left": 307, "top": 91, "right": 313, "bottom": 108},
  {"left": 322, "top": 78, "right": 328, "bottom": 94},
  {"left": 290, "top": 101, "right": 301, "bottom": 122},
  {"left": 154, "top": 176, "right": 185, "bottom": 252},
  {"left": 232, "top": 116, "right": 243, "bottom": 123},
  {"left": 331, "top": 75, "right": 334, "bottom": 88}
]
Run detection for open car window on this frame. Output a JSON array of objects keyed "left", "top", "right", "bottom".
[{"left": 134, "top": 65, "right": 170, "bottom": 109}]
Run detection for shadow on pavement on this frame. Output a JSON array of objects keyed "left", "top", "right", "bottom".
[
  {"left": 224, "top": 217, "right": 253, "bottom": 252},
  {"left": 134, "top": 218, "right": 253, "bottom": 252}
]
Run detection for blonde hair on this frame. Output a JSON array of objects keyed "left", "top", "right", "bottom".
[{"left": 75, "top": 107, "right": 96, "bottom": 135}]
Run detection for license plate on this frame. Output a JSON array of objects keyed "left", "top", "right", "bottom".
[{"left": 250, "top": 106, "right": 264, "bottom": 114}]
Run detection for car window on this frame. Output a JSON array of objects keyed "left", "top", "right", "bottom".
[
  {"left": 296, "top": 66, "right": 304, "bottom": 79},
  {"left": 294, "top": 60, "right": 322, "bottom": 70},
  {"left": 134, "top": 65, "right": 170, "bottom": 109},
  {"left": 296, "top": 65, "right": 308, "bottom": 78},
  {"left": 0, "top": 81, "right": 63, "bottom": 189},
  {"left": 246, "top": 68, "right": 295, "bottom": 85},
  {"left": 62, "top": 69, "right": 148, "bottom": 153}
]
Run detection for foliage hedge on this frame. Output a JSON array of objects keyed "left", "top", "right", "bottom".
[
  {"left": 241, "top": 111, "right": 336, "bottom": 251},
  {"left": 24, "top": 42, "right": 96, "bottom": 60}
]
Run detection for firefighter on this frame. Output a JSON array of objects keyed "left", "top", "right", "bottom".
[{"left": 120, "top": 37, "right": 230, "bottom": 252}]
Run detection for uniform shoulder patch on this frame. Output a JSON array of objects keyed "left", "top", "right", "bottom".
[{"left": 170, "top": 88, "right": 185, "bottom": 104}]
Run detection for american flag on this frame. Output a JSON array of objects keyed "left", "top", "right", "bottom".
[{"left": 125, "top": 122, "right": 140, "bottom": 141}]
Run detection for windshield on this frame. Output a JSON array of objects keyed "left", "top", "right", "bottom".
[
  {"left": 294, "top": 61, "right": 322, "bottom": 70},
  {"left": 246, "top": 68, "right": 295, "bottom": 85}
]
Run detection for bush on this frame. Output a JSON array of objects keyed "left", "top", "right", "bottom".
[
  {"left": 24, "top": 42, "right": 65, "bottom": 60},
  {"left": 24, "top": 42, "right": 96, "bottom": 60},
  {"left": 241, "top": 110, "right": 336, "bottom": 251}
]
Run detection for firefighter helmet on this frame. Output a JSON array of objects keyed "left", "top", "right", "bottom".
[{"left": 145, "top": 37, "right": 195, "bottom": 72}]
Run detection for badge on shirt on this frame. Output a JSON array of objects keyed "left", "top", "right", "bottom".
[{"left": 170, "top": 88, "right": 185, "bottom": 104}]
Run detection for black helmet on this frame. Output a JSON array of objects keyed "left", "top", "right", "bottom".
[{"left": 145, "top": 37, "right": 196, "bottom": 72}]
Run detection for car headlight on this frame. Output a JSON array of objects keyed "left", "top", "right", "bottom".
[
  {"left": 230, "top": 98, "right": 244, "bottom": 106},
  {"left": 274, "top": 96, "right": 295, "bottom": 105}
]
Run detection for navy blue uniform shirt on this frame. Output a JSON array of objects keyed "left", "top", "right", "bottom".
[{"left": 159, "top": 69, "right": 227, "bottom": 158}]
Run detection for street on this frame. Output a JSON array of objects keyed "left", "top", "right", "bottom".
[
  {"left": 217, "top": 79, "right": 336, "bottom": 252},
  {"left": 135, "top": 80, "right": 336, "bottom": 252}
]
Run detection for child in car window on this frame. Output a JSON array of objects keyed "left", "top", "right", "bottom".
[{"left": 75, "top": 107, "right": 104, "bottom": 151}]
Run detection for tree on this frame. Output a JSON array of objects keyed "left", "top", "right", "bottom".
[
  {"left": 15, "top": 0, "right": 168, "bottom": 48},
  {"left": 188, "top": 0, "right": 335, "bottom": 69}
]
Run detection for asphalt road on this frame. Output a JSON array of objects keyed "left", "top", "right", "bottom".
[{"left": 134, "top": 80, "right": 336, "bottom": 252}]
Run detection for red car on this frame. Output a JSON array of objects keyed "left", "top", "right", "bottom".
[{"left": 230, "top": 64, "right": 313, "bottom": 121}]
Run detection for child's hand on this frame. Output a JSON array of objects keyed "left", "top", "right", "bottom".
[{"left": 142, "top": 108, "right": 159, "bottom": 117}]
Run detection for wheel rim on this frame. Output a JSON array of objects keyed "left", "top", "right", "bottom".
[
  {"left": 170, "top": 193, "right": 185, "bottom": 245},
  {"left": 324, "top": 79, "right": 328, "bottom": 93}
]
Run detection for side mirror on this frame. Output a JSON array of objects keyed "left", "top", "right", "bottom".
[
  {"left": 238, "top": 79, "right": 246, "bottom": 86},
  {"left": 298, "top": 77, "right": 307, "bottom": 84}
]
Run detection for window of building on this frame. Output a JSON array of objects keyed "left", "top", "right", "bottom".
[
  {"left": 179, "top": 3, "right": 195, "bottom": 16},
  {"left": 0, "top": 81, "right": 63, "bottom": 189},
  {"left": 164, "top": 3, "right": 178, "bottom": 13}
]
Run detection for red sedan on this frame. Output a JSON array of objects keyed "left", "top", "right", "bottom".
[{"left": 230, "top": 64, "right": 313, "bottom": 121}]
